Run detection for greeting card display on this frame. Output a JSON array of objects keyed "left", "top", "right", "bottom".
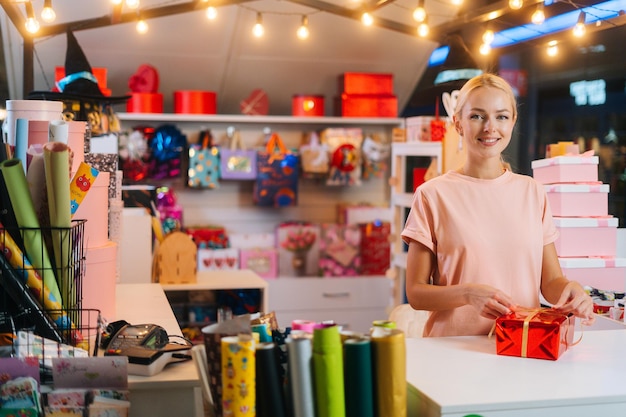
[
  {"left": 197, "top": 248, "right": 239, "bottom": 271},
  {"left": 239, "top": 248, "right": 278, "bottom": 279},
  {"left": 276, "top": 222, "right": 320, "bottom": 277},
  {"left": 359, "top": 221, "right": 391, "bottom": 275},
  {"left": 253, "top": 133, "right": 299, "bottom": 207},
  {"left": 319, "top": 223, "right": 361, "bottom": 277}
]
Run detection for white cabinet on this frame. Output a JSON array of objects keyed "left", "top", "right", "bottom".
[
  {"left": 389, "top": 142, "right": 442, "bottom": 305},
  {"left": 267, "top": 276, "right": 393, "bottom": 333}
]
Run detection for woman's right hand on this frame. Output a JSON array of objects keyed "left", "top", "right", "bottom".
[{"left": 465, "top": 284, "right": 516, "bottom": 320}]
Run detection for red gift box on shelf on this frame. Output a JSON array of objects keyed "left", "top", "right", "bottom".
[
  {"left": 495, "top": 309, "right": 575, "bottom": 361},
  {"left": 126, "top": 92, "right": 163, "bottom": 113},
  {"left": 174, "top": 90, "right": 217, "bottom": 114},
  {"left": 339, "top": 72, "right": 394, "bottom": 95},
  {"left": 335, "top": 94, "right": 398, "bottom": 117},
  {"left": 292, "top": 95, "right": 324, "bottom": 116}
]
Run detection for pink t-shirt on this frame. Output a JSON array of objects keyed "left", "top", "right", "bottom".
[{"left": 401, "top": 170, "right": 558, "bottom": 337}]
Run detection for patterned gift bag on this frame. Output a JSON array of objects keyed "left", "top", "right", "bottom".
[
  {"left": 220, "top": 129, "right": 257, "bottom": 180},
  {"left": 253, "top": 133, "right": 299, "bottom": 207},
  {"left": 187, "top": 130, "right": 220, "bottom": 189}
]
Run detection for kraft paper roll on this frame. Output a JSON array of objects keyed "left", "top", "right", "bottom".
[
  {"left": 0, "top": 247, "right": 63, "bottom": 343},
  {"left": 43, "top": 142, "right": 73, "bottom": 306},
  {"left": 313, "top": 324, "right": 345, "bottom": 417},
  {"left": 15, "top": 119, "right": 28, "bottom": 173},
  {"left": 343, "top": 338, "right": 374, "bottom": 417},
  {"left": 0, "top": 158, "right": 63, "bottom": 305},
  {"left": 221, "top": 334, "right": 256, "bottom": 417},
  {"left": 256, "top": 342, "right": 287, "bottom": 417},
  {"left": 287, "top": 331, "right": 315, "bottom": 417},
  {"left": 370, "top": 328, "right": 406, "bottom": 417},
  {"left": 49, "top": 120, "right": 69, "bottom": 144}
]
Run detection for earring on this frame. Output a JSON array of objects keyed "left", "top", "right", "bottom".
[{"left": 458, "top": 135, "right": 463, "bottom": 152}]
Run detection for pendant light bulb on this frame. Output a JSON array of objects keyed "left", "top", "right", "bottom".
[
  {"left": 573, "top": 11, "right": 586, "bottom": 37},
  {"left": 136, "top": 17, "right": 148, "bottom": 33},
  {"left": 253, "top": 12, "right": 264, "bottom": 37},
  {"left": 41, "top": 0, "right": 56, "bottom": 23},
  {"left": 111, "top": 0, "right": 123, "bottom": 5},
  {"left": 508, "top": 0, "right": 523, "bottom": 10},
  {"left": 482, "top": 28, "right": 494, "bottom": 45},
  {"left": 412, "top": 0, "right": 426, "bottom": 23},
  {"left": 361, "top": 12, "right": 374, "bottom": 26},
  {"left": 24, "top": 2, "right": 40, "bottom": 34},
  {"left": 297, "top": 15, "right": 309, "bottom": 40},
  {"left": 206, "top": 6, "right": 217, "bottom": 20},
  {"left": 531, "top": 3, "right": 545, "bottom": 25},
  {"left": 417, "top": 18, "right": 429, "bottom": 37},
  {"left": 479, "top": 43, "right": 491, "bottom": 55},
  {"left": 451, "top": 0, "right": 463, "bottom": 5},
  {"left": 126, "top": 0, "right": 140, "bottom": 10},
  {"left": 546, "top": 40, "right": 558, "bottom": 57}
]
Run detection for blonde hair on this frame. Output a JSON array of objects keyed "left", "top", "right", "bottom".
[{"left": 454, "top": 73, "right": 518, "bottom": 121}]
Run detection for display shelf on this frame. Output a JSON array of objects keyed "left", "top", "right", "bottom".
[{"left": 389, "top": 141, "right": 443, "bottom": 306}]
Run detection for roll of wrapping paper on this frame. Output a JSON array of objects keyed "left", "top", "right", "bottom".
[
  {"left": 287, "top": 331, "right": 315, "bottom": 417},
  {"left": 43, "top": 142, "right": 74, "bottom": 307},
  {"left": 256, "top": 342, "right": 287, "bottom": 417},
  {"left": 221, "top": 334, "right": 256, "bottom": 417},
  {"left": 14, "top": 119, "right": 28, "bottom": 173},
  {"left": 252, "top": 322, "right": 272, "bottom": 343},
  {"left": 49, "top": 120, "right": 69, "bottom": 144},
  {"left": 343, "top": 338, "right": 374, "bottom": 417},
  {"left": 292, "top": 319, "right": 317, "bottom": 333},
  {"left": 0, "top": 246, "right": 62, "bottom": 343},
  {"left": 313, "top": 323, "right": 345, "bottom": 417},
  {"left": 26, "top": 144, "right": 46, "bottom": 222},
  {"left": 70, "top": 162, "right": 99, "bottom": 217},
  {"left": 370, "top": 328, "right": 406, "bottom": 417},
  {"left": 0, "top": 158, "right": 63, "bottom": 305}
]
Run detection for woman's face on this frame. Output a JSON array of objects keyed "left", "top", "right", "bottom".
[{"left": 454, "top": 85, "right": 516, "bottom": 163}]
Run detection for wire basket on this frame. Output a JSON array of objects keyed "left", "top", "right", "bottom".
[{"left": 0, "top": 219, "right": 100, "bottom": 362}]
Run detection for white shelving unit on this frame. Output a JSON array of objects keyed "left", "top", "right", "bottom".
[{"left": 389, "top": 141, "right": 442, "bottom": 306}]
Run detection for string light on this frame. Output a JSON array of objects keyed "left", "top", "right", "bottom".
[
  {"left": 126, "top": 0, "right": 140, "bottom": 10},
  {"left": 508, "top": 0, "right": 523, "bottom": 10},
  {"left": 417, "top": 17, "right": 429, "bottom": 37},
  {"left": 451, "top": 0, "right": 463, "bottom": 5},
  {"left": 531, "top": 2, "right": 545, "bottom": 25},
  {"left": 136, "top": 14, "right": 148, "bottom": 33},
  {"left": 41, "top": 0, "right": 56, "bottom": 23},
  {"left": 482, "top": 27, "right": 494, "bottom": 45},
  {"left": 546, "top": 40, "right": 558, "bottom": 56},
  {"left": 297, "top": 15, "right": 309, "bottom": 40},
  {"left": 361, "top": 12, "right": 374, "bottom": 26},
  {"left": 412, "top": 0, "right": 426, "bottom": 23},
  {"left": 206, "top": 6, "right": 217, "bottom": 20},
  {"left": 252, "top": 12, "right": 264, "bottom": 37},
  {"left": 111, "top": 0, "right": 123, "bottom": 5},
  {"left": 24, "top": 2, "right": 40, "bottom": 34},
  {"left": 479, "top": 42, "right": 491, "bottom": 55},
  {"left": 573, "top": 11, "right": 586, "bottom": 37}
]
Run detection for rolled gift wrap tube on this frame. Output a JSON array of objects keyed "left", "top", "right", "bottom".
[
  {"left": 49, "top": 119, "right": 69, "bottom": 144},
  {"left": 221, "top": 334, "right": 256, "bottom": 417},
  {"left": 370, "top": 328, "right": 406, "bottom": 417},
  {"left": 287, "top": 331, "right": 315, "bottom": 417},
  {"left": 0, "top": 158, "right": 63, "bottom": 305},
  {"left": 14, "top": 118, "right": 28, "bottom": 173},
  {"left": 70, "top": 162, "right": 99, "bottom": 217},
  {"left": 312, "top": 323, "right": 345, "bottom": 417}
]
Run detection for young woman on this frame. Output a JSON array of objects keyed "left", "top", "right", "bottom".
[{"left": 401, "top": 73, "right": 595, "bottom": 337}]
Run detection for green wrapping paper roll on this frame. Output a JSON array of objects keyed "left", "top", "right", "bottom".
[
  {"left": 256, "top": 342, "right": 287, "bottom": 417},
  {"left": 0, "top": 158, "right": 63, "bottom": 305},
  {"left": 287, "top": 331, "right": 315, "bottom": 417},
  {"left": 343, "top": 338, "right": 374, "bottom": 417},
  {"left": 313, "top": 324, "right": 346, "bottom": 417},
  {"left": 221, "top": 334, "right": 256, "bottom": 417},
  {"left": 371, "top": 328, "right": 406, "bottom": 417}
]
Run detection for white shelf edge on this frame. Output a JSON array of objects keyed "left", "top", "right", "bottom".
[
  {"left": 392, "top": 193, "right": 414, "bottom": 207},
  {"left": 117, "top": 112, "right": 404, "bottom": 126}
]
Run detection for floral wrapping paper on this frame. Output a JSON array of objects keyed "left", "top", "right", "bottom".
[
  {"left": 495, "top": 309, "right": 575, "bottom": 360},
  {"left": 318, "top": 223, "right": 361, "bottom": 277}
]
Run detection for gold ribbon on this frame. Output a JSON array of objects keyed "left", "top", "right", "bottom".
[{"left": 521, "top": 309, "right": 542, "bottom": 358}]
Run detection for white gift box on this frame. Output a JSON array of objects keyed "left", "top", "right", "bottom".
[
  {"left": 197, "top": 248, "right": 239, "bottom": 271},
  {"left": 559, "top": 257, "right": 626, "bottom": 292},
  {"left": 545, "top": 183, "right": 609, "bottom": 217},
  {"left": 531, "top": 155, "right": 599, "bottom": 184},
  {"left": 554, "top": 216, "right": 618, "bottom": 258}
]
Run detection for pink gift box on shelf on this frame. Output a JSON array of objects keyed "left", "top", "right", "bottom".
[
  {"left": 240, "top": 248, "right": 278, "bottom": 279},
  {"left": 531, "top": 155, "right": 599, "bottom": 184},
  {"left": 559, "top": 257, "right": 626, "bottom": 292},
  {"left": 554, "top": 216, "right": 618, "bottom": 258},
  {"left": 544, "top": 183, "right": 609, "bottom": 217}
]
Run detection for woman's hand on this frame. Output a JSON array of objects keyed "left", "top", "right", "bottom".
[
  {"left": 465, "top": 284, "right": 517, "bottom": 320},
  {"left": 552, "top": 281, "right": 595, "bottom": 325}
]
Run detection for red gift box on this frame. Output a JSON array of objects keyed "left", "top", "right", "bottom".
[
  {"left": 292, "top": 95, "right": 324, "bottom": 116},
  {"left": 495, "top": 309, "right": 575, "bottom": 361},
  {"left": 359, "top": 221, "right": 390, "bottom": 275},
  {"left": 335, "top": 94, "right": 398, "bottom": 118},
  {"left": 339, "top": 72, "right": 394, "bottom": 95},
  {"left": 174, "top": 90, "right": 217, "bottom": 114},
  {"left": 126, "top": 92, "right": 163, "bottom": 113}
]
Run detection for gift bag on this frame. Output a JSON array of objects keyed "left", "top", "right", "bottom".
[
  {"left": 187, "top": 130, "right": 220, "bottom": 189},
  {"left": 220, "top": 129, "right": 257, "bottom": 180},
  {"left": 359, "top": 221, "right": 391, "bottom": 275},
  {"left": 253, "top": 133, "right": 299, "bottom": 207},
  {"left": 300, "top": 131, "right": 329, "bottom": 178},
  {"left": 322, "top": 128, "right": 363, "bottom": 186}
]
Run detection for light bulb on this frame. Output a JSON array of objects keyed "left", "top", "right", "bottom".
[
  {"left": 413, "top": 0, "right": 426, "bottom": 23},
  {"left": 531, "top": 4, "right": 545, "bottom": 25},
  {"left": 206, "top": 6, "right": 217, "bottom": 20},
  {"left": 546, "top": 40, "right": 558, "bottom": 56},
  {"left": 417, "top": 21, "right": 429, "bottom": 37},
  {"left": 41, "top": 0, "right": 56, "bottom": 23},
  {"left": 508, "top": 0, "right": 523, "bottom": 10},
  {"left": 573, "top": 11, "right": 586, "bottom": 37},
  {"left": 361, "top": 12, "right": 373, "bottom": 26},
  {"left": 25, "top": 17, "right": 40, "bottom": 33},
  {"left": 111, "top": 0, "right": 123, "bottom": 4},
  {"left": 126, "top": 0, "right": 140, "bottom": 9},
  {"left": 479, "top": 43, "right": 491, "bottom": 55},
  {"left": 451, "top": 0, "right": 463, "bottom": 5},
  {"left": 253, "top": 13, "right": 264, "bottom": 37},
  {"left": 297, "top": 16, "right": 309, "bottom": 40},
  {"left": 136, "top": 18, "right": 148, "bottom": 33},
  {"left": 482, "top": 29, "right": 494, "bottom": 45}
]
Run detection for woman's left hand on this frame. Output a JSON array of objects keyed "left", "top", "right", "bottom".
[{"left": 552, "top": 281, "right": 595, "bottom": 325}]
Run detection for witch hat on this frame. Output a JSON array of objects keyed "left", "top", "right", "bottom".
[{"left": 28, "top": 31, "right": 130, "bottom": 103}]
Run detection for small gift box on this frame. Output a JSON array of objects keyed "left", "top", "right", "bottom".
[
  {"left": 240, "top": 248, "right": 278, "bottom": 279},
  {"left": 495, "top": 309, "right": 575, "bottom": 361}
]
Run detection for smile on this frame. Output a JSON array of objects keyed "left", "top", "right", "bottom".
[{"left": 478, "top": 138, "right": 499, "bottom": 144}]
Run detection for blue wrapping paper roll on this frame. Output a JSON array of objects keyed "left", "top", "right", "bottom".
[{"left": 343, "top": 337, "right": 374, "bottom": 417}]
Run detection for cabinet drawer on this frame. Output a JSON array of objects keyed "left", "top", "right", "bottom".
[{"left": 268, "top": 277, "right": 392, "bottom": 311}]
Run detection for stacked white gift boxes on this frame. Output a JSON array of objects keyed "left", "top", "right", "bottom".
[{"left": 531, "top": 151, "right": 625, "bottom": 308}]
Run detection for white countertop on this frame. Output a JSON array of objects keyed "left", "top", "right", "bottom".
[{"left": 406, "top": 328, "right": 626, "bottom": 416}]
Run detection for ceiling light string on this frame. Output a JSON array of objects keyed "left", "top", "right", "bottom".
[
  {"left": 41, "top": 0, "right": 56, "bottom": 23},
  {"left": 24, "top": 1, "right": 40, "bottom": 34}
]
